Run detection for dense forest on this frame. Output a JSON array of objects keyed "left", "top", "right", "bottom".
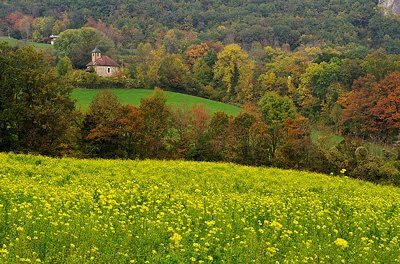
[{"left": 1, "top": 0, "right": 400, "bottom": 52}]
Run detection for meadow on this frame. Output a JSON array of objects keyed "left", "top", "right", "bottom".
[
  {"left": 0, "top": 37, "right": 54, "bottom": 51},
  {"left": 71, "top": 89, "right": 242, "bottom": 115},
  {"left": 0, "top": 153, "right": 400, "bottom": 263}
]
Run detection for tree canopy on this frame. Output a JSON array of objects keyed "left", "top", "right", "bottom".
[
  {"left": 0, "top": 44, "right": 76, "bottom": 154},
  {"left": 1, "top": 0, "right": 400, "bottom": 53}
]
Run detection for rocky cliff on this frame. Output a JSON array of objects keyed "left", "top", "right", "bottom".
[{"left": 379, "top": 0, "right": 400, "bottom": 14}]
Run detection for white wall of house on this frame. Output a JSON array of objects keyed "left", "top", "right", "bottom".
[{"left": 94, "top": 66, "right": 119, "bottom": 77}]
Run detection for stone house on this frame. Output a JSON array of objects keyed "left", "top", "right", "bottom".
[{"left": 86, "top": 48, "right": 120, "bottom": 77}]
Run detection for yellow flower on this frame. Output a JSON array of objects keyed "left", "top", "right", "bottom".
[
  {"left": 334, "top": 238, "right": 349, "bottom": 249},
  {"left": 0, "top": 247, "right": 9, "bottom": 257},
  {"left": 205, "top": 220, "right": 215, "bottom": 227},
  {"left": 267, "top": 247, "right": 279, "bottom": 256},
  {"left": 170, "top": 233, "right": 182, "bottom": 246},
  {"left": 270, "top": 221, "right": 283, "bottom": 230}
]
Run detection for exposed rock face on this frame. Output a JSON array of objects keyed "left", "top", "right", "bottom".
[{"left": 379, "top": 0, "right": 400, "bottom": 15}]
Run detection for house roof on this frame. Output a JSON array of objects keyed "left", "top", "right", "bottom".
[
  {"left": 92, "top": 47, "right": 101, "bottom": 53},
  {"left": 86, "top": 56, "right": 120, "bottom": 67}
]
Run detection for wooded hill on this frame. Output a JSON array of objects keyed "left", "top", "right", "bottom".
[{"left": 1, "top": 0, "right": 400, "bottom": 52}]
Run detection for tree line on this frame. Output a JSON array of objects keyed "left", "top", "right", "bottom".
[{"left": 1, "top": 44, "right": 400, "bottom": 187}]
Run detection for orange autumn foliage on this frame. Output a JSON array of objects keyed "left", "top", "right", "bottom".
[{"left": 342, "top": 72, "right": 400, "bottom": 141}]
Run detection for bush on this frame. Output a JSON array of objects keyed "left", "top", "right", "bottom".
[
  {"left": 351, "top": 160, "right": 383, "bottom": 182},
  {"left": 379, "top": 161, "right": 400, "bottom": 185},
  {"left": 67, "top": 70, "right": 130, "bottom": 89}
]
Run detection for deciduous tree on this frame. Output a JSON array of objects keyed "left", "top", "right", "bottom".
[
  {"left": 55, "top": 27, "right": 115, "bottom": 68},
  {"left": 214, "top": 44, "right": 255, "bottom": 102},
  {"left": 0, "top": 44, "right": 76, "bottom": 155}
]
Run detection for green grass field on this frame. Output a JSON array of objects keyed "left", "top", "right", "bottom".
[
  {"left": 1, "top": 153, "right": 400, "bottom": 263},
  {"left": 310, "top": 130, "right": 397, "bottom": 159},
  {"left": 311, "top": 130, "right": 344, "bottom": 149},
  {"left": 0, "top": 37, "right": 54, "bottom": 51},
  {"left": 71, "top": 88, "right": 242, "bottom": 115}
]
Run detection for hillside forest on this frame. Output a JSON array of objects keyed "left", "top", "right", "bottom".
[
  {"left": 2, "top": 0, "right": 400, "bottom": 52},
  {"left": 0, "top": 0, "right": 400, "bottom": 186}
]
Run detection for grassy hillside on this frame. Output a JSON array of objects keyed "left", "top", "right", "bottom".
[
  {"left": 0, "top": 153, "right": 400, "bottom": 263},
  {"left": 311, "top": 130, "right": 344, "bottom": 149},
  {"left": 0, "top": 37, "right": 54, "bottom": 51},
  {"left": 310, "top": 130, "right": 397, "bottom": 159},
  {"left": 71, "top": 88, "right": 242, "bottom": 115}
]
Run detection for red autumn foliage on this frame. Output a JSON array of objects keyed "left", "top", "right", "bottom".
[
  {"left": 285, "top": 116, "right": 310, "bottom": 140},
  {"left": 342, "top": 72, "right": 400, "bottom": 141},
  {"left": 192, "top": 104, "right": 210, "bottom": 135},
  {"left": 370, "top": 73, "right": 400, "bottom": 137}
]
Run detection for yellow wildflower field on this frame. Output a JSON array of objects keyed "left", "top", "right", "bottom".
[{"left": 0, "top": 153, "right": 400, "bottom": 263}]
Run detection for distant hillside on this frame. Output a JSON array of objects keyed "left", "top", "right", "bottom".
[
  {"left": 1, "top": 153, "right": 400, "bottom": 263},
  {"left": 1, "top": 0, "right": 400, "bottom": 51},
  {"left": 71, "top": 88, "right": 242, "bottom": 115},
  {"left": 0, "top": 37, "right": 53, "bottom": 51}
]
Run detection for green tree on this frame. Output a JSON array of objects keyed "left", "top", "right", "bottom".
[
  {"left": 204, "top": 111, "right": 230, "bottom": 161},
  {"left": 139, "top": 88, "right": 172, "bottom": 159},
  {"left": 298, "top": 58, "right": 343, "bottom": 119},
  {"left": 259, "top": 92, "right": 297, "bottom": 126},
  {"left": 361, "top": 50, "right": 400, "bottom": 80},
  {"left": 299, "top": 59, "right": 342, "bottom": 101},
  {"left": 258, "top": 92, "right": 297, "bottom": 160},
  {"left": 256, "top": 49, "right": 309, "bottom": 99},
  {"left": 32, "top": 16, "right": 55, "bottom": 40},
  {"left": 57, "top": 56, "right": 73, "bottom": 76},
  {"left": 193, "top": 58, "right": 213, "bottom": 86},
  {"left": 81, "top": 91, "right": 123, "bottom": 158},
  {"left": 158, "top": 54, "right": 191, "bottom": 93},
  {"left": 227, "top": 113, "right": 256, "bottom": 165},
  {"left": 55, "top": 27, "right": 115, "bottom": 68},
  {"left": 0, "top": 44, "right": 76, "bottom": 155}
]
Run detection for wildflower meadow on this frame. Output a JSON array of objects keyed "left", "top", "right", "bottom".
[{"left": 0, "top": 153, "right": 400, "bottom": 263}]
